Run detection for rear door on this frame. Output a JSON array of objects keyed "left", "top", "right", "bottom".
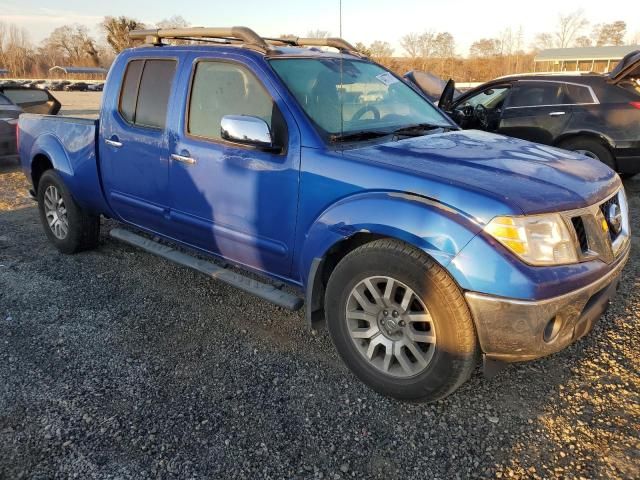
[
  {"left": 499, "top": 81, "right": 574, "bottom": 144},
  {"left": 166, "top": 54, "right": 300, "bottom": 278},
  {"left": 99, "top": 57, "right": 177, "bottom": 233}
]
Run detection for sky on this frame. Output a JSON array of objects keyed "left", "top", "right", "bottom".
[{"left": 1, "top": 0, "right": 638, "bottom": 56}]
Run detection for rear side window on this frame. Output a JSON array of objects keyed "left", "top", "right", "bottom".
[
  {"left": 509, "top": 83, "right": 564, "bottom": 107},
  {"left": 188, "top": 61, "right": 274, "bottom": 141},
  {"left": 563, "top": 84, "right": 595, "bottom": 104},
  {"left": 118, "top": 59, "right": 176, "bottom": 129},
  {"left": 119, "top": 60, "right": 143, "bottom": 123}
]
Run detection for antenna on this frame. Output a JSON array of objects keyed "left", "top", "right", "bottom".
[{"left": 339, "top": 0, "right": 344, "bottom": 143}]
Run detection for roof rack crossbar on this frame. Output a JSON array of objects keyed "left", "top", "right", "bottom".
[
  {"left": 294, "top": 37, "right": 359, "bottom": 53},
  {"left": 129, "top": 26, "right": 270, "bottom": 51}
]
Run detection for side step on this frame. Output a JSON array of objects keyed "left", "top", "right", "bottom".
[{"left": 110, "top": 228, "right": 304, "bottom": 311}]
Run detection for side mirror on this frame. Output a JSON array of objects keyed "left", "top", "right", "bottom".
[{"left": 220, "top": 115, "right": 275, "bottom": 150}]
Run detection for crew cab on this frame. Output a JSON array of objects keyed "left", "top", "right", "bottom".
[{"left": 18, "top": 27, "right": 631, "bottom": 402}]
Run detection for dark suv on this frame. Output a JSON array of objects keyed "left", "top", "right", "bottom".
[{"left": 410, "top": 52, "right": 640, "bottom": 177}]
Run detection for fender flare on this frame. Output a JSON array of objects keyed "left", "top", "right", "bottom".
[
  {"left": 300, "top": 191, "right": 483, "bottom": 326},
  {"left": 29, "top": 133, "right": 73, "bottom": 179}
]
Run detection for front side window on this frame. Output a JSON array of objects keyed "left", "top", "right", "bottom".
[
  {"left": 188, "top": 61, "right": 274, "bottom": 141},
  {"left": 458, "top": 86, "right": 510, "bottom": 109},
  {"left": 270, "top": 58, "right": 450, "bottom": 137},
  {"left": 118, "top": 59, "right": 176, "bottom": 129}
]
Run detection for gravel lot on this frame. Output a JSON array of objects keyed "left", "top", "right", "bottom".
[{"left": 1, "top": 94, "right": 639, "bottom": 479}]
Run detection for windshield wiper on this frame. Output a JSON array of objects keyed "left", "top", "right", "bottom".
[
  {"left": 329, "top": 130, "right": 390, "bottom": 143},
  {"left": 390, "top": 123, "right": 451, "bottom": 137}
]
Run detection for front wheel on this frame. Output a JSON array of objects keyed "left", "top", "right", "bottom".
[
  {"left": 325, "top": 239, "right": 479, "bottom": 402},
  {"left": 37, "top": 170, "right": 100, "bottom": 254}
]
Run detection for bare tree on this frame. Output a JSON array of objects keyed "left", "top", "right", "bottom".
[
  {"left": 574, "top": 35, "right": 592, "bottom": 47},
  {"left": 400, "top": 32, "right": 422, "bottom": 58},
  {"left": 41, "top": 25, "right": 99, "bottom": 66},
  {"left": 156, "top": 15, "right": 191, "bottom": 45},
  {"left": 531, "top": 32, "right": 555, "bottom": 52},
  {"left": 354, "top": 42, "right": 371, "bottom": 56},
  {"left": 432, "top": 32, "right": 455, "bottom": 58},
  {"left": 368, "top": 40, "right": 393, "bottom": 58},
  {"left": 0, "top": 22, "right": 35, "bottom": 76},
  {"left": 156, "top": 15, "right": 190, "bottom": 29},
  {"left": 306, "top": 30, "right": 330, "bottom": 39},
  {"left": 555, "top": 10, "right": 588, "bottom": 48},
  {"left": 102, "top": 16, "right": 145, "bottom": 53},
  {"left": 469, "top": 38, "right": 501, "bottom": 57},
  {"left": 592, "top": 21, "right": 626, "bottom": 46}
]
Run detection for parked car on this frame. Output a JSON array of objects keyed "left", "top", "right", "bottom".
[
  {"left": 48, "top": 81, "right": 71, "bottom": 91},
  {"left": 407, "top": 51, "right": 640, "bottom": 177},
  {"left": 64, "top": 82, "right": 89, "bottom": 91},
  {"left": 0, "top": 86, "right": 60, "bottom": 159},
  {"left": 87, "top": 82, "right": 104, "bottom": 92},
  {"left": 18, "top": 27, "right": 630, "bottom": 402}
]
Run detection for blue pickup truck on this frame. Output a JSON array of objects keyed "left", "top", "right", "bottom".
[{"left": 18, "top": 27, "right": 630, "bottom": 402}]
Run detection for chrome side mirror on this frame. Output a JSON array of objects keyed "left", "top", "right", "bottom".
[{"left": 220, "top": 115, "right": 274, "bottom": 149}]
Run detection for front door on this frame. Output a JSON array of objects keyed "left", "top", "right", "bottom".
[
  {"left": 99, "top": 58, "right": 177, "bottom": 233},
  {"left": 499, "top": 81, "right": 573, "bottom": 145},
  {"left": 167, "top": 57, "right": 300, "bottom": 278}
]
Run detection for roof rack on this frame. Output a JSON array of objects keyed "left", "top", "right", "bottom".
[{"left": 128, "top": 26, "right": 363, "bottom": 56}]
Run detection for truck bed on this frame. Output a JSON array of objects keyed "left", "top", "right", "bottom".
[{"left": 18, "top": 113, "right": 109, "bottom": 215}]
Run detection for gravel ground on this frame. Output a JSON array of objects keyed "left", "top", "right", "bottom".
[{"left": 1, "top": 96, "right": 639, "bottom": 478}]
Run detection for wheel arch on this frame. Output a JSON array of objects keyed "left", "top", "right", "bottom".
[
  {"left": 554, "top": 130, "right": 615, "bottom": 151},
  {"left": 301, "top": 191, "right": 482, "bottom": 329}
]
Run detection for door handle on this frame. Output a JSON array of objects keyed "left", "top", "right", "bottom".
[
  {"left": 105, "top": 138, "right": 123, "bottom": 147},
  {"left": 171, "top": 153, "right": 196, "bottom": 165},
  {"left": 548, "top": 111, "right": 566, "bottom": 116}
]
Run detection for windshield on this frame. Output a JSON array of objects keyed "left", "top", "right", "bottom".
[{"left": 270, "top": 58, "right": 451, "bottom": 139}]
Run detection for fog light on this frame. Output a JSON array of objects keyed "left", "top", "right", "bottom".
[{"left": 543, "top": 316, "right": 562, "bottom": 343}]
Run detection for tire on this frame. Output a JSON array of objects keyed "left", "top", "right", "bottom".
[
  {"left": 325, "top": 239, "right": 479, "bottom": 402},
  {"left": 37, "top": 169, "right": 100, "bottom": 254},
  {"left": 558, "top": 137, "right": 615, "bottom": 170}
]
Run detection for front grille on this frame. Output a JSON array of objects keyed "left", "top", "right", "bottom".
[
  {"left": 563, "top": 189, "right": 628, "bottom": 264},
  {"left": 571, "top": 217, "right": 589, "bottom": 253}
]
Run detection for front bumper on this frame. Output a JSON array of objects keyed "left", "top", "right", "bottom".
[{"left": 465, "top": 247, "right": 629, "bottom": 362}]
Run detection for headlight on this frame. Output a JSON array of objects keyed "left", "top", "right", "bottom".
[{"left": 485, "top": 214, "right": 578, "bottom": 266}]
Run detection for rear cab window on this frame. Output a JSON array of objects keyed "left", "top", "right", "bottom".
[{"left": 118, "top": 58, "right": 177, "bottom": 129}]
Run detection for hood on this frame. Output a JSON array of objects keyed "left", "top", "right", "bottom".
[{"left": 343, "top": 130, "right": 619, "bottom": 215}]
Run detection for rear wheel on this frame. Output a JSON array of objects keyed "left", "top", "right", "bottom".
[
  {"left": 558, "top": 137, "right": 615, "bottom": 170},
  {"left": 325, "top": 239, "right": 479, "bottom": 402},
  {"left": 37, "top": 170, "right": 99, "bottom": 254}
]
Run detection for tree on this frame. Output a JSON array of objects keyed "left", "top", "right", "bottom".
[
  {"left": 102, "top": 16, "right": 145, "bottom": 53},
  {"left": 354, "top": 42, "right": 371, "bottom": 56},
  {"left": 554, "top": 10, "right": 588, "bottom": 48},
  {"left": 469, "top": 38, "right": 501, "bottom": 57},
  {"left": 432, "top": 32, "right": 455, "bottom": 58},
  {"left": 574, "top": 35, "right": 592, "bottom": 47},
  {"left": 156, "top": 15, "right": 190, "bottom": 29},
  {"left": 592, "top": 21, "right": 626, "bottom": 46},
  {"left": 400, "top": 32, "right": 422, "bottom": 58},
  {"left": 531, "top": 32, "right": 555, "bottom": 51},
  {"left": 42, "top": 25, "right": 99, "bottom": 66},
  {"left": 0, "top": 22, "right": 35, "bottom": 77},
  {"left": 156, "top": 15, "right": 190, "bottom": 45},
  {"left": 368, "top": 40, "right": 393, "bottom": 58},
  {"left": 306, "top": 30, "right": 330, "bottom": 39}
]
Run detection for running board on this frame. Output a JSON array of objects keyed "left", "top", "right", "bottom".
[{"left": 109, "top": 228, "right": 304, "bottom": 311}]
